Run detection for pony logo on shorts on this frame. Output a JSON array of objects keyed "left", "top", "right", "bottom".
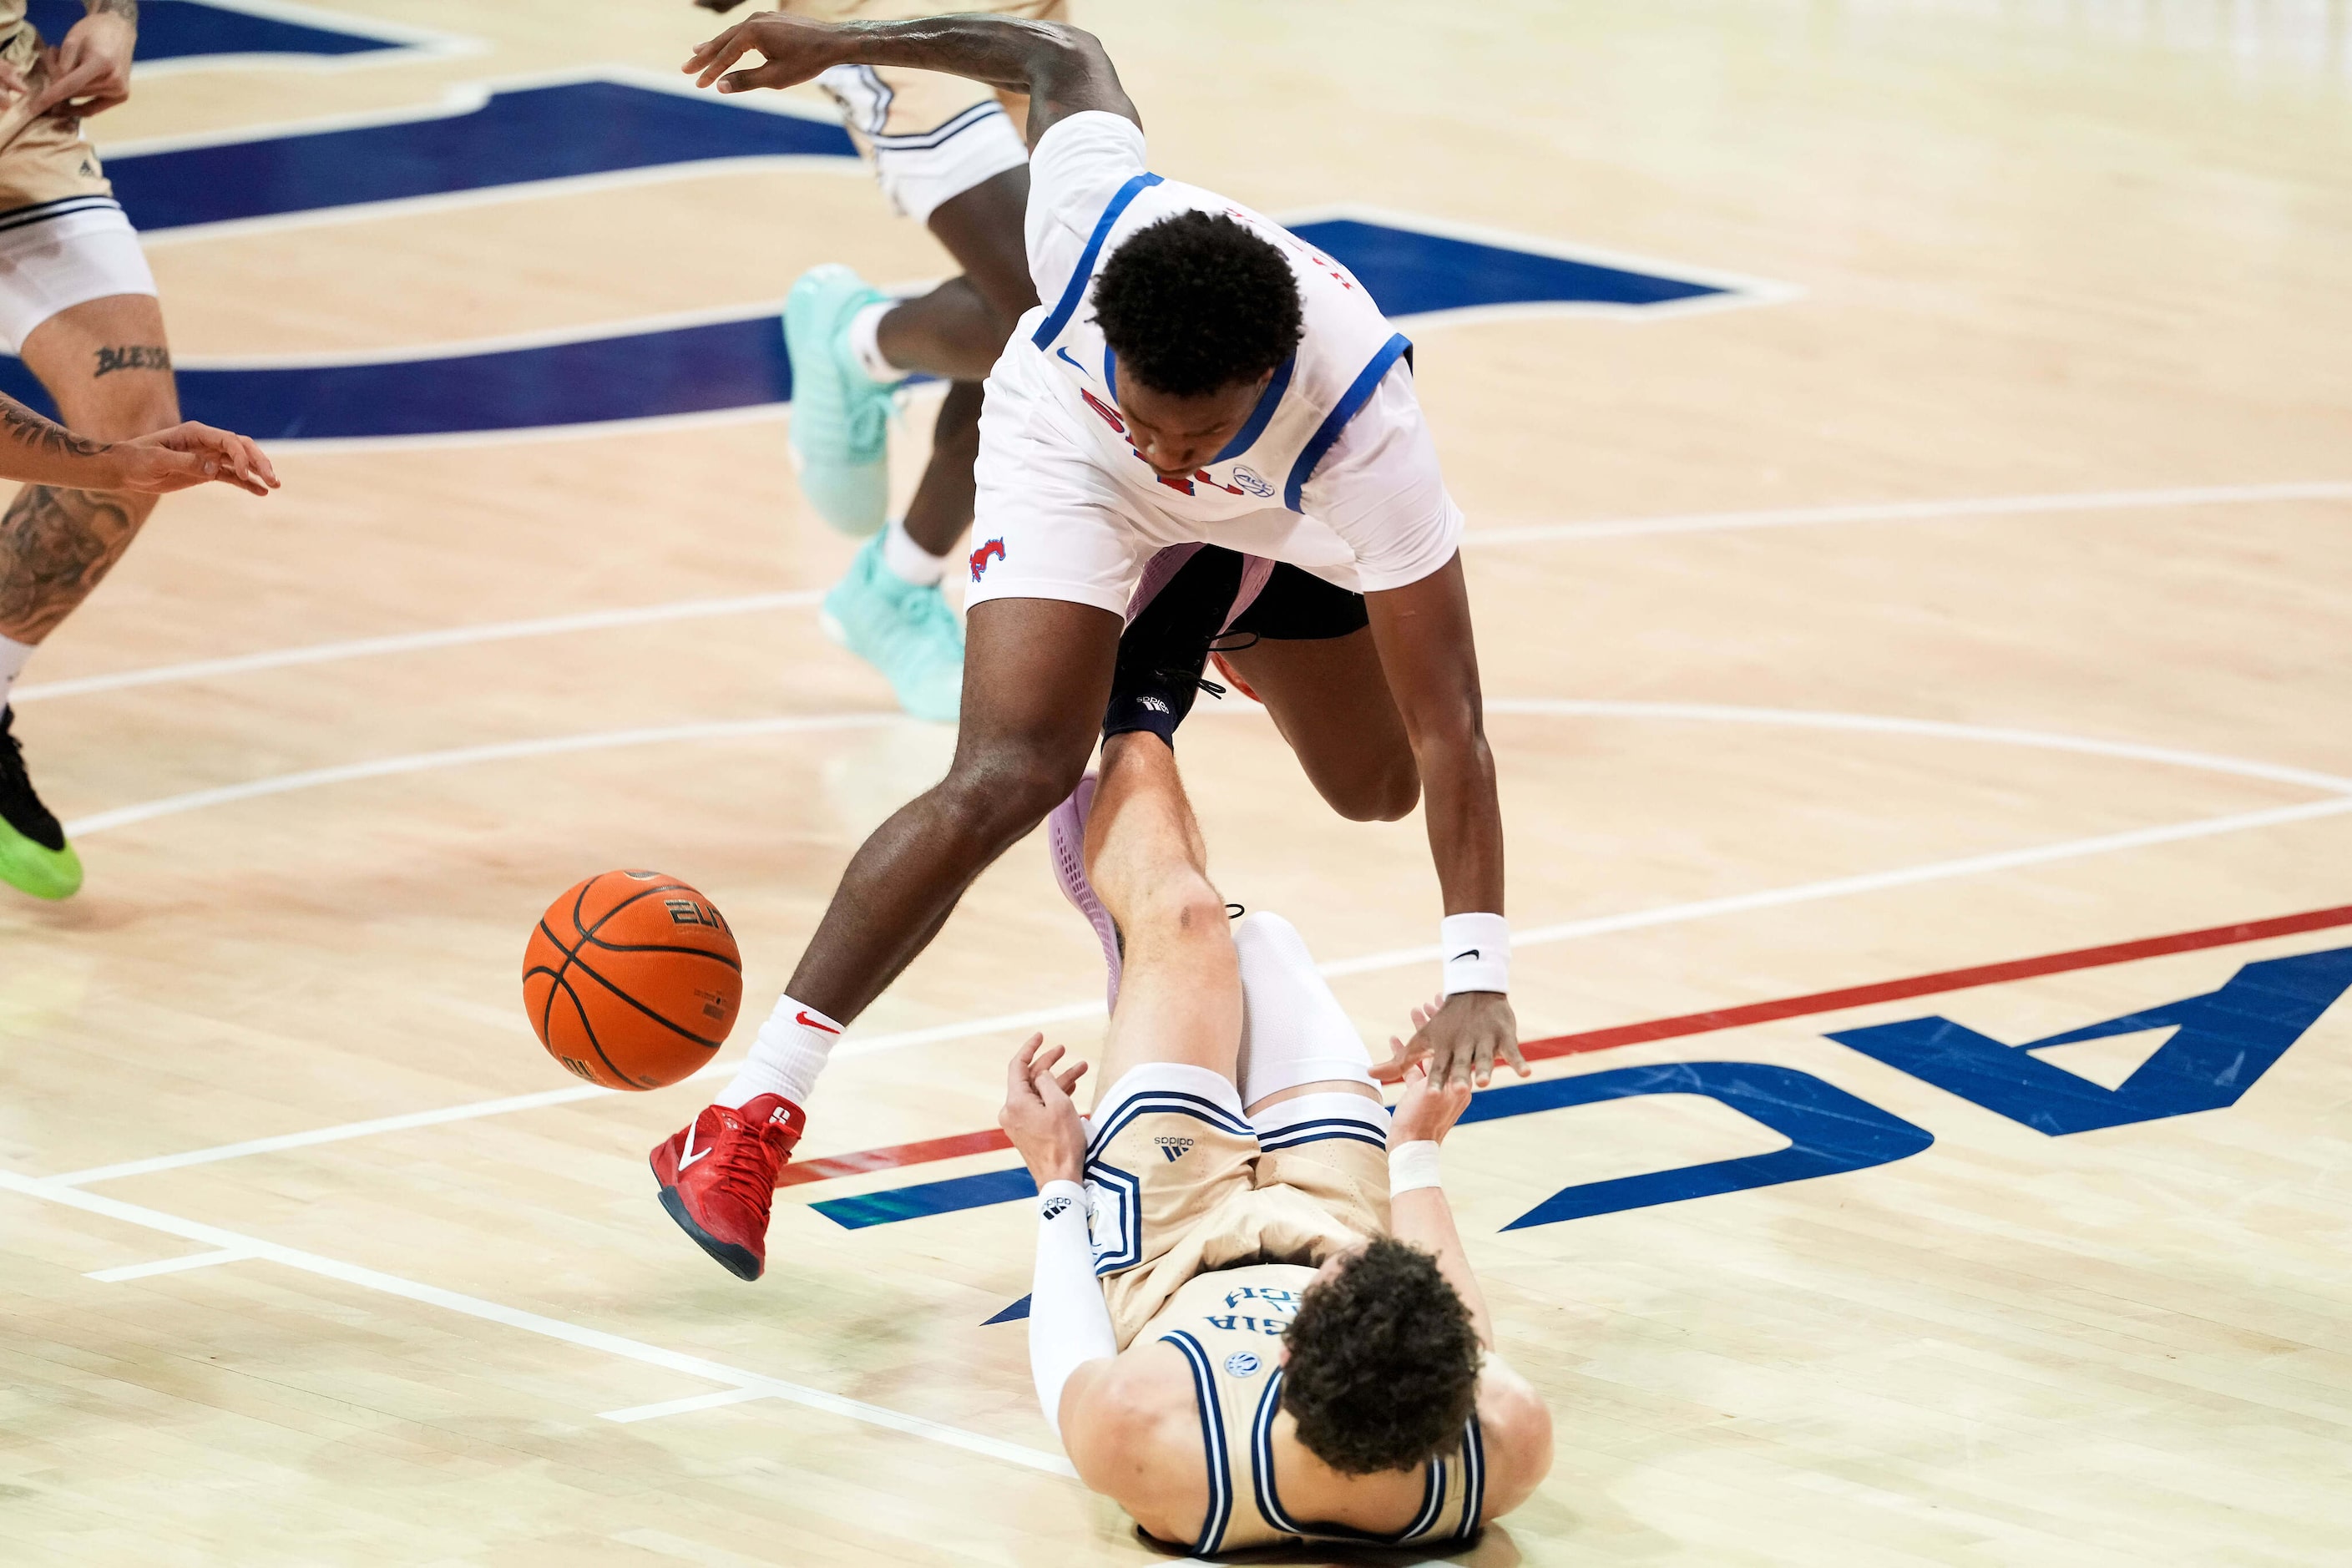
[
  {"left": 1154, "top": 1136, "right": 1196, "bottom": 1162},
  {"left": 1223, "top": 1352, "right": 1262, "bottom": 1378},
  {"left": 969, "top": 538, "right": 1006, "bottom": 582}
]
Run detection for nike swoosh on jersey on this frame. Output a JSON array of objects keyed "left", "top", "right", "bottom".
[{"left": 1055, "top": 346, "right": 1090, "bottom": 377}]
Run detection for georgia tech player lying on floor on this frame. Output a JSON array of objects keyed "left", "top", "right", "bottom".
[{"left": 995, "top": 731, "right": 1551, "bottom": 1553}]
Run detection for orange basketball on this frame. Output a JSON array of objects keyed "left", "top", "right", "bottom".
[{"left": 522, "top": 869, "right": 744, "bottom": 1090}]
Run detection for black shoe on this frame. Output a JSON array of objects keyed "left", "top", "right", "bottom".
[
  {"left": 1105, "top": 549, "right": 1248, "bottom": 744},
  {"left": 0, "top": 706, "right": 82, "bottom": 899}
]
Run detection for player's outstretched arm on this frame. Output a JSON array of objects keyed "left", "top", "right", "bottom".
[
  {"left": 1364, "top": 557, "right": 1528, "bottom": 1090},
  {"left": 684, "top": 12, "right": 1139, "bottom": 144},
  {"left": 1383, "top": 1059, "right": 1555, "bottom": 1516},
  {"left": 0, "top": 397, "right": 279, "bottom": 496}
]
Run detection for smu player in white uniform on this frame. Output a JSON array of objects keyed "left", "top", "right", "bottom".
[{"left": 655, "top": 12, "right": 1529, "bottom": 1282}]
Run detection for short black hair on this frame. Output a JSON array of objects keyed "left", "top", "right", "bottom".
[
  {"left": 1281, "top": 1237, "right": 1480, "bottom": 1474},
  {"left": 1092, "top": 211, "right": 1303, "bottom": 398}
]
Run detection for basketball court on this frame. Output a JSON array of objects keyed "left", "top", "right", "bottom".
[{"left": 4, "top": 1, "right": 2349, "bottom": 1561}]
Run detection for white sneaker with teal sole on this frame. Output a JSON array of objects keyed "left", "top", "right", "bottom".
[
  {"left": 822, "top": 535, "right": 965, "bottom": 724},
  {"left": 783, "top": 265, "right": 896, "bottom": 537}
]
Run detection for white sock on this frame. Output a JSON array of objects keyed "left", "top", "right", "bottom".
[
  {"left": 720, "top": 994, "right": 844, "bottom": 1109},
  {"left": 847, "top": 301, "right": 908, "bottom": 386},
  {"left": 879, "top": 517, "right": 948, "bottom": 588},
  {"left": 0, "top": 632, "right": 32, "bottom": 712}
]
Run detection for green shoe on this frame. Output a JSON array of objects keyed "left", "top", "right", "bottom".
[
  {"left": 0, "top": 707, "right": 82, "bottom": 900},
  {"left": 821, "top": 536, "right": 964, "bottom": 725},
  {"left": 783, "top": 264, "right": 896, "bottom": 537}
]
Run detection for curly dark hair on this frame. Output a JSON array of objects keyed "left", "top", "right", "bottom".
[
  {"left": 1281, "top": 1237, "right": 1480, "bottom": 1474},
  {"left": 1091, "top": 211, "right": 1303, "bottom": 398}
]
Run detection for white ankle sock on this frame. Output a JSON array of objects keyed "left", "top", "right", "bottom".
[
  {"left": 846, "top": 301, "right": 907, "bottom": 386},
  {"left": 0, "top": 632, "right": 32, "bottom": 711},
  {"left": 720, "top": 994, "right": 844, "bottom": 1109},
  {"left": 879, "top": 517, "right": 948, "bottom": 587}
]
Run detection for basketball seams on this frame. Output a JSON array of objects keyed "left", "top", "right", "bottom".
[
  {"left": 550, "top": 970, "right": 635, "bottom": 1088},
  {"left": 576, "top": 933, "right": 743, "bottom": 970},
  {"left": 565, "top": 947, "right": 732, "bottom": 1051}
]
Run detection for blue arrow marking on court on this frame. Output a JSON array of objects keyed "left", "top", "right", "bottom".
[
  {"left": 0, "top": 221, "right": 1742, "bottom": 438},
  {"left": 106, "top": 78, "right": 857, "bottom": 234},
  {"left": 27, "top": 0, "right": 405, "bottom": 62}
]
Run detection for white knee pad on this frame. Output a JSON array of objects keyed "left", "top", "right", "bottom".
[{"left": 1234, "top": 911, "right": 1380, "bottom": 1105}]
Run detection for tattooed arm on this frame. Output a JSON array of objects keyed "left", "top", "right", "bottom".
[
  {"left": 0, "top": 394, "right": 277, "bottom": 496},
  {"left": 20, "top": 0, "right": 139, "bottom": 120}
]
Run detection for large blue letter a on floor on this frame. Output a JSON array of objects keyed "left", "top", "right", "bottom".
[{"left": 1828, "top": 947, "right": 2352, "bottom": 1136}]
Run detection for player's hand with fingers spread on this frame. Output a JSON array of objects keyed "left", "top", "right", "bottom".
[
  {"left": 114, "top": 422, "right": 281, "bottom": 497},
  {"left": 1388, "top": 1059, "right": 1474, "bottom": 1150},
  {"left": 999, "top": 1032, "right": 1090, "bottom": 1186},
  {"left": 683, "top": 11, "right": 852, "bottom": 96},
  {"left": 1375, "top": 989, "right": 1527, "bottom": 1091}
]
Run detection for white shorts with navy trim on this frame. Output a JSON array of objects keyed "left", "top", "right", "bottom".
[{"left": 0, "top": 203, "right": 156, "bottom": 354}]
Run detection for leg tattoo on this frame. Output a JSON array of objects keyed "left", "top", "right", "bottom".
[{"left": 0, "top": 485, "right": 147, "bottom": 644}]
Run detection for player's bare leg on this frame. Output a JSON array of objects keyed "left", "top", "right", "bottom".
[
  {"left": 0, "top": 292, "right": 180, "bottom": 900},
  {"left": 1080, "top": 731, "right": 1241, "bottom": 1103},
  {"left": 1216, "top": 627, "right": 1420, "bottom": 823}
]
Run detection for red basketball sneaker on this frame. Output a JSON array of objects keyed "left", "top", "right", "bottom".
[{"left": 650, "top": 1094, "right": 806, "bottom": 1280}]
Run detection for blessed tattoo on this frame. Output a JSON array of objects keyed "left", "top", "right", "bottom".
[{"left": 93, "top": 344, "right": 170, "bottom": 378}]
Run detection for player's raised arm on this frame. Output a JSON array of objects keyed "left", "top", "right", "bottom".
[
  {"left": 0, "top": 397, "right": 278, "bottom": 497},
  {"left": 683, "top": 12, "right": 1139, "bottom": 144}
]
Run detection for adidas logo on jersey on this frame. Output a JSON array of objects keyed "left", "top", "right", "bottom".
[{"left": 1155, "top": 1136, "right": 1196, "bottom": 1162}]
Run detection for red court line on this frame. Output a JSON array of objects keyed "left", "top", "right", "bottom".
[{"left": 776, "top": 902, "right": 2352, "bottom": 1190}]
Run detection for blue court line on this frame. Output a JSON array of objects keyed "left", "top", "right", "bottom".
[
  {"left": 0, "top": 219, "right": 1737, "bottom": 439},
  {"left": 106, "top": 78, "right": 856, "bottom": 235},
  {"left": 27, "top": 0, "right": 401, "bottom": 62}
]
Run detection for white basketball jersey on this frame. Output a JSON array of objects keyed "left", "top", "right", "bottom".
[{"left": 1024, "top": 171, "right": 1412, "bottom": 519}]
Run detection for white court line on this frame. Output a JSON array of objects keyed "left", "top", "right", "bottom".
[
  {"left": 1462, "top": 480, "right": 2352, "bottom": 546},
  {"left": 48, "top": 797, "right": 2352, "bottom": 1189},
  {"left": 0, "top": 1166, "right": 1075, "bottom": 1479},
  {"left": 601, "top": 1387, "right": 778, "bottom": 1424},
  {"left": 85, "top": 1247, "right": 255, "bottom": 1282},
  {"left": 61, "top": 711, "right": 901, "bottom": 838},
  {"left": 13, "top": 591, "right": 821, "bottom": 704},
  {"left": 17, "top": 483, "right": 2347, "bottom": 705}
]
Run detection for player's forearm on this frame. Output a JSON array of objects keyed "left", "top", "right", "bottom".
[
  {"left": 1389, "top": 1188, "right": 1497, "bottom": 1348},
  {"left": 84, "top": 0, "right": 137, "bottom": 21},
  {"left": 0, "top": 397, "right": 124, "bottom": 489},
  {"left": 1414, "top": 725, "right": 1505, "bottom": 915},
  {"left": 824, "top": 18, "right": 1135, "bottom": 139}
]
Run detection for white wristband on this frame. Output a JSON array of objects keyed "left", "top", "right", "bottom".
[
  {"left": 1440, "top": 912, "right": 1510, "bottom": 996},
  {"left": 1388, "top": 1140, "right": 1443, "bottom": 1197}
]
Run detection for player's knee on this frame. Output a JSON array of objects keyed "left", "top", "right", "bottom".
[
  {"left": 1123, "top": 875, "right": 1228, "bottom": 951},
  {"left": 1325, "top": 756, "right": 1419, "bottom": 823},
  {"left": 938, "top": 744, "right": 1084, "bottom": 845}
]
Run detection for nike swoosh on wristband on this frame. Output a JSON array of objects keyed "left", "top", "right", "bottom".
[
  {"left": 679, "top": 1123, "right": 710, "bottom": 1170},
  {"left": 796, "top": 1010, "right": 842, "bottom": 1033},
  {"left": 1451, "top": 948, "right": 1481, "bottom": 962}
]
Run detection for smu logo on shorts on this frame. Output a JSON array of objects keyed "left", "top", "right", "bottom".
[
  {"left": 1155, "top": 1136, "right": 1196, "bottom": 1162},
  {"left": 969, "top": 537, "right": 1005, "bottom": 582}
]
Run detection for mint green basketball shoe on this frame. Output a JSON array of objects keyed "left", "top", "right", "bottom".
[
  {"left": 821, "top": 535, "right": 964, "bottom": 725},
  {"left": 0, "top": 707, "right": 83, "bottom": 900},
  {"left": 782, "top": 265, "right": 897, "bottom": 537}
]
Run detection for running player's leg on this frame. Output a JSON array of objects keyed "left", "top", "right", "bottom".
[
  {"left": 0, "top": 285, "right": 176, "bottom": 900},
  {"left": 800, "top": 73, "right": 1037, "bottom": 721}
]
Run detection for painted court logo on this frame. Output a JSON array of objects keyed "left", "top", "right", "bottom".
[{"left": 1155, "top": 1136, "right": 1196, "bottom": 1163}]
